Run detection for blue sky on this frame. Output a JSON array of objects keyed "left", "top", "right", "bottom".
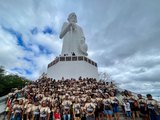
[{"left": 0, "top": 0, "right": 160, "bottom": 99}]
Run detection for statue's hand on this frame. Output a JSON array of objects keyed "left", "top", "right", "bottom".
[{"left": 70, "top": 22, "right": 76, "bottom": 30}]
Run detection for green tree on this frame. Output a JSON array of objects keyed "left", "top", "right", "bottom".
[{"left": 0, "top": 66, "right": 31, "bottom": 97}]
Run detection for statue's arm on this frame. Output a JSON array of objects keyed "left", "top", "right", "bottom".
[
  {"left": 59, "top": 22, "right": 70, "bottom": 39},
  {"left": 80, "top": 27, "right": 85, "bottom": 40}
]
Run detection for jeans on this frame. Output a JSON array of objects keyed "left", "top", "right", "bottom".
[
  {"left": 86, "top": 115, "right": 95, "bottom": 120},
  {"left": 10, "top": 113, "right": 21, "bottom": 120},
  {"left": 126, "top": 111, "right": 132, "bottom": 117},
  {"left": 63, "top": 114, "right": 71, "bottom": 120},
  {"left": 149, "top": 110, "right": 158, "bottom": 120}
]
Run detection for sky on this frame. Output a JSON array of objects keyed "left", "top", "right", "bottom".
[{"left": 0, "top": 0, "right": 160, "bottom": 99}]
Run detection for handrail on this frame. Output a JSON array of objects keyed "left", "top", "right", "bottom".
[{"left": 48, "top": 56, "right": 97, "bottom": 68}]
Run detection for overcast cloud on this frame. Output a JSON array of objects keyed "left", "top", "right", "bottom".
[{"left": 0, "top": 0, "right": 160, "bottom": 99}]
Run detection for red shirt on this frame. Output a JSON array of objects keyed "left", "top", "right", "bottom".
[{"left": 54, "top": 112, "right": 61, "bottom": 119}]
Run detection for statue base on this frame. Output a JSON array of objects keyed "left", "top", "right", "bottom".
[{"left": 47, "top": 56, "right": 98, "bottom": 80}]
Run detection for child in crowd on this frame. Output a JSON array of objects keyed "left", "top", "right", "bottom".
[
  {"left": 124, "top": 99, "right": 132, "bottom": 120},
  {"left": 54, "top": 108, "right": 61, "bottom": 120}
]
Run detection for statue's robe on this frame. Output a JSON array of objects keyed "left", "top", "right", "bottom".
[{"left": 60, "top": 22, "right": 86, "bottom": 56}]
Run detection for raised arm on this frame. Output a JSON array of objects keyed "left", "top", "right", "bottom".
[{"left": 59, "top": 22, "right": 71, "bottom": 39}]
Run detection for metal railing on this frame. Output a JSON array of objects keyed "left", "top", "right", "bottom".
[{"left": 48, "top": 56, "right": 97, "bottom": 68}]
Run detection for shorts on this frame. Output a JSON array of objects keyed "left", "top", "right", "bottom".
[
  {"left": 131, "top": 107, "right": 139, "bottom": 111},
  {"left": 104, "top": 110, "right": 113, "bottom": 115},
  {"left": 113, "top": 106, "right": 119, "bottom": 113},
  {"left": 139, "top": 107, "right": 147, "bottom": 115},
  {"left": 75, "top": 114, "right": 80, "bottom": 117},
  {"left": 126, "top": 111, "right": 132, "bottom": 117}
]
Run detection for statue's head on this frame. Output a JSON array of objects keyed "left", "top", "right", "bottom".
[{"left": 67, "top": 12, "right": 77, "bottom": 23}]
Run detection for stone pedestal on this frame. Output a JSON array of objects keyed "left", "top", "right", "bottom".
[{"left": 47, "top": 56, "right": 98, "bottom": 80}]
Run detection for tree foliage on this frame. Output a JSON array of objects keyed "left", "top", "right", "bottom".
[{"left": 0, "top": 66, "right": 31, "bottom": 97}]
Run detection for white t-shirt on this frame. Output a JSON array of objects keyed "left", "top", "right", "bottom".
[
  {"left": 32, "top": 105, "right": 40, "bottom": 115},
  {"left": 146, "top": 99, "right": 157, "bottom": 109},
  {"left": 40, "top": 106, "right": 51, "bottom": 117},
  {"left": 73, "top": 103, "right": 81, "bottom": 114},
  {"left": 24, "top": 103, "right": 32, "bottom": 113},
  {"left": 124, "top": 102, "right": 131, "bottom": 112},
  {"left": 84, "top": 103, "right": 95, "bottom": 114}
]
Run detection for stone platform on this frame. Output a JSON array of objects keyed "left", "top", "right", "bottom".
[{"left": 47, "top": 56, "right": 98, "bottom": 80}]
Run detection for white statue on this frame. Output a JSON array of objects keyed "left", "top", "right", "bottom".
[{"left": 59, "top": 12, "right": 88, "bottom": 56}]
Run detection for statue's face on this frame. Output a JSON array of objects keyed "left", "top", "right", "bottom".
[{"left": 68, "top": 14, "right": 77, "bottom": 23}]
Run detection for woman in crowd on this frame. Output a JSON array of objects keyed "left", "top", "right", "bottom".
[
  {"left": 31, "top": 100, "right": 40, "bottom": 120},
  {"left": 127, "top": 91, "right": 139, "bottom": 120},
  {"left": 103, "top": 93, "right": 113, "bottom": 120},
  {"left": 110, "top": 92, "right": 120, "bottom": 120},
  {"left": 146, "top": 94, "right": 160, "bottom": 120},
  {"left": 54, "top": 108, "right": 61, "bottom": 120},
  {"left": 137, "top": 94, "right": 148, "bottom": 120},
  {"left": 73, "top": 97, "right": 81, "bottom": 120},
  {"left": 84, "top": 97, "right": 96, "bottom": 120},
  {"left": 62, "top": 94, "right": 72, "bottom": 120},
  {"left": 39, "top": 101, "right": 51, "bottom": 120},
  {"left": 95, "top": 93, "right": 104, "bottom": 120},
  {"left": 11, "top": 99, "right": 23, "bottom": 120}
]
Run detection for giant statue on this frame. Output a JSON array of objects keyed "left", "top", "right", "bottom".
[{"left": 59, "top": 12, "right": 88, "bottom": 56}]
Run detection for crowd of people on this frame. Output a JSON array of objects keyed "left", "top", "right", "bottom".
[{"left": 5, "top": 77, "right": 160, "bottom": 120}]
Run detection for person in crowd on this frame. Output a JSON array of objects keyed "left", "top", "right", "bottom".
[
  {"left": 103, "top": 93, "right": 113, "bottom": 120},
  {"left": 110, "top": 92, "right": 120, "bottom": 120},
  {"left": 11, "top": 99, "right": 23, "bottom": 120},
  {"left": 31, "top": 100, "right": 40, "bottom": 120},
  {"left": 84, "top": 97, "right": 96, "bottom": 120},
  {"left": 121, "top": 92, "right": 127, "bottom": 118},
  {"left": 73, "top": 97, "right": 81, "bottom": 120},
  {"left": 24, "top": 98, "right": 33, "bottom": 120},
  {"left": 62, "top": 94, "right": 72, "bottom": 120},
  {"left": 39, "top": 100, "right": 51, "bottom": 120},
  {"left": 146, "top": 94, "right": 160, "bottom": 120},
  {"left": 137, "top": 94, "right": 148, "bottom": 120},
  {"left": 80, "top": 101, "right": 86, "bottom": 120},
  {"left": 127, "top": 91, "right": 139, "bottom": 120},
  {"left": 54, "top": 108, "right": 61, "bottom": 120},
  {"left": 95, "top": 93, "right": 104, "bottom": 120},
  {"left": 5, "top": 94, "right": 13, "bottom": 120},
  {"left": 124, "top": 99, "right": 132, "bottom": 120}
]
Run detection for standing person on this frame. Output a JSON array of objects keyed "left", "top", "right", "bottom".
[
  {"left": 80, "top": 101, "right": 86, "bottom": 120},
  {"left": 5, "top": 96, "right": 12, "bottom": 120},
  {"left": 123, "top": 99, "right": 132, "bottom": 120},
  {"left": 127, "top": 92, "right": 139, "bottom": 119},
  {"left": 110, "top": 92, "right": 120, "bottom": 120},
  {"left": 25, "top": 99, "right": 33, "bottom": 120},
  {"left": 146, "top": 94, "right": 159, "bottom": 120},
  {"left": 84, "top": 97, "right": 96, "bottom": 120},
  {"left": 137, "top": 94, "right": 148, "bottom": 120},
  {"left": 39, "top": 101, "right": 51, "bottom": 120},
  {"left": 62, "top": 94, "right": 72, "bottom": 120},
  {"left": 54, "top": 108, "right": 61, "bottom": 120},
  {"left": 95, "top": 93, "right": 104, "bottom": 120},
  {"left": 73, "top": 98, "right": 81, "bottom": 120},
  {"left": 11, "top": 99, "right": 23, "bottom": 120},
  {"left": 31, "top": 101, "right": 40, "bottom": 120},
  {"left": 103, "top": 94, "right": 113, "bottom": 120}
]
